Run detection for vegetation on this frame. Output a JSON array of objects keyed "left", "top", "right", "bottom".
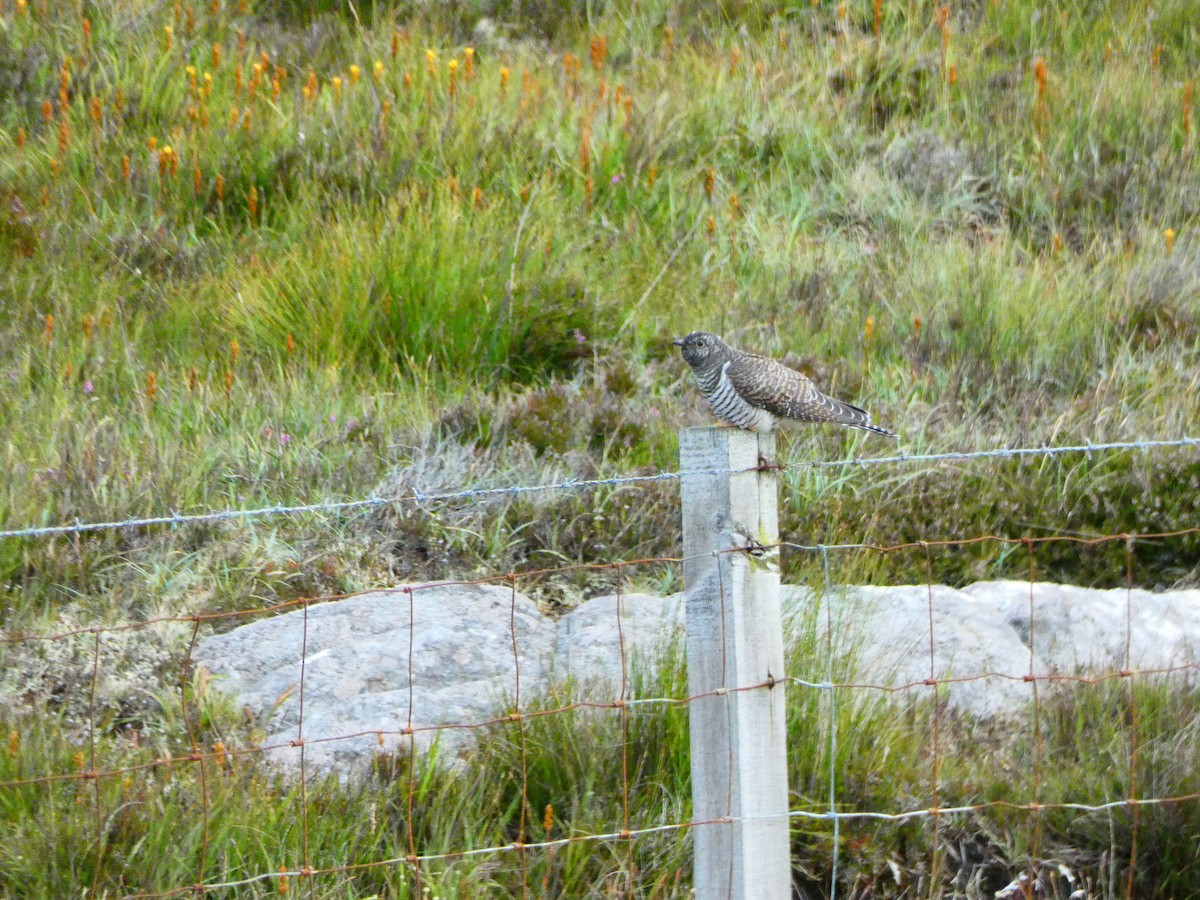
[{"left": 2, "top": 0, "right": 1198, "bottom": 895}]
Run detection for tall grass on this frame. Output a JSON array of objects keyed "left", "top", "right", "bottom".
[{"left": 2, "top": 0, "right": 1200, "bottom": 893}]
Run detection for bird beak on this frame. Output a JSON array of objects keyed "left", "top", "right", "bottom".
[{"left": 671, "top": 338, "right": 684, "bottom": 347}]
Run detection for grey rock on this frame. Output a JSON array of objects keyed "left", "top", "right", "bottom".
[
  {"left": 553, "top": 592, "right": 684, "bottom": 688},
  {"left": 793, "top": 585, "right": 1040, "bottom": 719},
  {"left": 195, "top": 583, "right": 554, "bottom": 776},
  {"left": 197, "top": 580, "right": 1200, "bottom": 779},
  {"left": 962, "top": 580, "right": 1200, "bottom": 673}
]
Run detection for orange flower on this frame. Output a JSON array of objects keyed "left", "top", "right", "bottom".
[
  {"left": 1184, "top": 81, "right": 1194, "bottom": 137},
  {"left": 590, "top": 34, "right": 607, "bottom": 71}
]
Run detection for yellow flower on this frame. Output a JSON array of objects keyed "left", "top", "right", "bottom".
[
  {"left": 1164, "top": 228, "right": 1176, "bottom": 253},
  {"left": 349, "top": 64, "right": 361, "bottom": 84},
  {"left": 373, "top": 60, "right": 384, "bottom": 81}
]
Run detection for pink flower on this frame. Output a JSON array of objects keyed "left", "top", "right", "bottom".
[{"left": 82, "top": 380, "right": 94, "bottom": 394}]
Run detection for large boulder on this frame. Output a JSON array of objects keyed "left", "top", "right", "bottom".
[
  {"left": 196, "top": 583, "right": 555, "bottom": 776},
  {"left": 792, "top": 585, "right": 1040, "bottom": 719},
  {"left": 196, "top": 580, "right": 1200, "bottom": 779},
  {"left": 553, "top": 592, "right": 683, "bottom": 688},
  {"left": 962, "top": 580, "right": 1200, "bottom": 672}
]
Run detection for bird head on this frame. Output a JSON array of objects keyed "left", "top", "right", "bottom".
[{"left": 672, "top": 331, "right": 726, "bottom": 370}]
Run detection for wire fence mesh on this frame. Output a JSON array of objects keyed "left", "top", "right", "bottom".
[{"left": 3, "top": 437, "right": 1199, "bottom": 897}]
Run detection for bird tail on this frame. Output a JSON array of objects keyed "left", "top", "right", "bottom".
[{"left": 852, "top": 422, "right": 899, "bottom": 439}]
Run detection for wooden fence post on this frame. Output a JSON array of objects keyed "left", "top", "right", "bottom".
[{"left": 680, "top": 426, "right": 790, "bottom": 899}]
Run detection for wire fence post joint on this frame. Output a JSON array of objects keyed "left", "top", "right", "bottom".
[{"left": 680, "top": 426, "right": 790, "bottom": 899}]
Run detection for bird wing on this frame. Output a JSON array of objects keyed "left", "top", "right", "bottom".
[{"left": 725, "top": 352, "right": 876, "bottom": 429}]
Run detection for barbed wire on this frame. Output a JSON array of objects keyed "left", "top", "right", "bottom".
[
  {"left": 2, "top": 435, "right": 1197, "bottom": 541},
  {"left": 111, "top": 787, "right": 1200, "bottom": 899},
  {"left": 6, "top": 448, "right": 1200, "bottom": 896}
]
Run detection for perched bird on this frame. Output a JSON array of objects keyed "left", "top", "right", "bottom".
[{"left": 673, "top": 331, "right": 896, "bottom": 438}]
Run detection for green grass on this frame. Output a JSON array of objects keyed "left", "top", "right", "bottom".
[
  {"left": 2, "top": 0, "right": 1200, "bottom": 894},
  {"left": 3, "top": 596, "right": 1198, "bottom": 897}
]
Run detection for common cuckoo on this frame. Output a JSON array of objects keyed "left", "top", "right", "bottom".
[{"left": 673, "top": 331, "right": 896, "bottom": 437}]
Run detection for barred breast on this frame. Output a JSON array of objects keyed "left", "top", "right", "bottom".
[{"left": 699, "top": 362, "right": 777, "bottom": 432}]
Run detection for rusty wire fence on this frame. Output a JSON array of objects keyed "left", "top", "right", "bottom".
[{"left": 2, "top": 437, "right": 1200, "bottom": 897}]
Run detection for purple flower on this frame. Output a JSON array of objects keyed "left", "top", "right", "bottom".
[
  {"left": 574, "top": 328, "right": 587, "bottom": 345},
  {"left": 279, "top": 432, "right": 293, "bottom": 446},
  {"left": 82, "top": 380, "right": 94, "bottom": 394},
  {"left": 611, "top": 173, "right": 624, "bottom": 184},
  {"left": 864, "top": 242, "right": 877, "bottom": 255}
]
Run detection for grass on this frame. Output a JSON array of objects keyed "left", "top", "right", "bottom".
[
  {"left": 2, "top": 0, "right": 1200, "bottom": 894},
  {"left": 3, "top": 593, "right": 1199, "bottom": 897}
]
